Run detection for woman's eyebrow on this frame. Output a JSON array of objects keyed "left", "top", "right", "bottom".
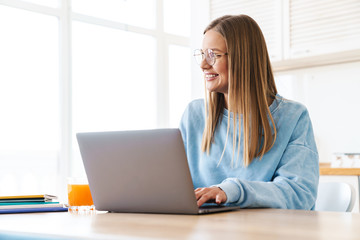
[{"left": 204, "top": 48, "right": 224, "bottom": 52}]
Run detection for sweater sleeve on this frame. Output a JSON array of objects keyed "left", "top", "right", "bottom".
[{"left": 217, "top": 110, "right": 319, "bottom": 210}]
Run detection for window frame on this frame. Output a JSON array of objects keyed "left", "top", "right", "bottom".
[{"left": 0, "top": 0, "right": 190, "bottom": 200}]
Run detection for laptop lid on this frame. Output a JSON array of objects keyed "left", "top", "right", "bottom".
[{"left": 76, "top": 128, "right": 240, "bottom": 214}]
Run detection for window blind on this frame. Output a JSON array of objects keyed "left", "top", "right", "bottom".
[
  {"left": 209, "top": 0, "right": 360, "bottom": 66},
  {"left": 210, "top": 0, "right": 282, "bottom": 60},
  {"left": 290, "top": 0, "right": 360, "bottom": 58}
]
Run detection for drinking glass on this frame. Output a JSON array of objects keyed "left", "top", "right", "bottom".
[{"left": 67, "top": 177, "right": 95, "bottom": 212}]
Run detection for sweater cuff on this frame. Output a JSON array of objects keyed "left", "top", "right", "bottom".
[{"left": 215, "top": 179, "right": 242, "bottom": 204}]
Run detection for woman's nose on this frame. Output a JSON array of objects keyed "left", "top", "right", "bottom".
[{"left": 200, "top": 58, "right": 211, "bottom": 70}]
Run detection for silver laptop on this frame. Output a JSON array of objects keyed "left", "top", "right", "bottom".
[{"left": 76, "top": 128, "right": 240, "bottom": 214}]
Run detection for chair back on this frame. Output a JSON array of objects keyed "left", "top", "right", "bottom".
[{"left": 315, "top": 182, "right": 355, "bottom": 212}]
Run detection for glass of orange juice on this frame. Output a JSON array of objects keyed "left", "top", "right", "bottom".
[{"left": 67, "top": 177, "right": 95, "bottom": 212}]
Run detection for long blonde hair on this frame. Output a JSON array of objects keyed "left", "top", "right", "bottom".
[{"left": 201, "top": 15, "right": 277, "bottom": 167}]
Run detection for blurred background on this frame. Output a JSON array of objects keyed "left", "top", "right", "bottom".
[{"left": 0, "top": 0, "right": 359, "bottom": 201}]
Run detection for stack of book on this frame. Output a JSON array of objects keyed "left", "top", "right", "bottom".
[{"left": 0, "top": 194, "right": 68, "bottom": 214}]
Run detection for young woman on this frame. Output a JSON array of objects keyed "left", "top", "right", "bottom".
[{"left": 180, "top": 15, "right": 319, "bottom": 210}]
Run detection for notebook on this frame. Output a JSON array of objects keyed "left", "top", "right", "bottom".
[{"left": 76, "top": 128, "right": 240, "bottom": 214}]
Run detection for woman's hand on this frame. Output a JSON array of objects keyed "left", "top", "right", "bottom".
[{"left": 195, "top": 187, "right": 227, "bottom": 207}]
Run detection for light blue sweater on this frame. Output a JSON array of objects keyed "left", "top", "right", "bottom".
[{"left": 179, "top": 95, "right": 319, "bottom": 210}]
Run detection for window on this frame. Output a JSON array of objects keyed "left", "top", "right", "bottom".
[
  {"left": 169, "top": 45, "right": 191, "bottom": 127},
  {"left": 21, "top": 0, "right": 58, "bottom": 8},
  {"left": 71, "top": 21, "right": 158, "bottom": 174},
  {"left": 164, "top": 0, "right": 191, "bottom": 37},
  {"left": 0, "top": 0, "right": 191, "bottom": 200},
  {"left": 72, "top": 0, "right": 156, "bottom": 29},
  {"left": 0, "top": 5, "right": 59, "bottom": 195}
]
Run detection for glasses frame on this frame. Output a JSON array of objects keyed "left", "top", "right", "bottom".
[{"left": 193, "top": 49, "right": 228, "bottom": 66}]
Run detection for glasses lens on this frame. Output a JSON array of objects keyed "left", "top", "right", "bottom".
[
  {"left": 205, "top": 49, "right": 215, "bottom": 66},
  {"left": 193, "top": 49, "right": 203, "bottom": 65}
]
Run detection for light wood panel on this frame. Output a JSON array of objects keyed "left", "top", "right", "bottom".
[
  {"left": 320, "top": 168, "right": 360, "bottom": 176},
  {"left": 0, "top": 209, "right": 360, "bottom": 240}
]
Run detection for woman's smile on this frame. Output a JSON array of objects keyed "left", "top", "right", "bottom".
[{"left": 204, "top": 72, "right": 219, "bottom": 81}]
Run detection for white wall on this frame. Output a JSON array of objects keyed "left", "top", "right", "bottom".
[{"left": 275, "top": 61, "right": 360, "bottom": 162}]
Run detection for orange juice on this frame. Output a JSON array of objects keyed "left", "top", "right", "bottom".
[{"left": 67, "top": 184, "right": 94, "bottom": 206}]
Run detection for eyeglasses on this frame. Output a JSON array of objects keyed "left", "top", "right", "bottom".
[{"left": 193, "top": 49, "right": 228, "bottom": 66}]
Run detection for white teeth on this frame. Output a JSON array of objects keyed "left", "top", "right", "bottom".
[{"left": 206, "top": 74, "right": 217, "bottom": 77}]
